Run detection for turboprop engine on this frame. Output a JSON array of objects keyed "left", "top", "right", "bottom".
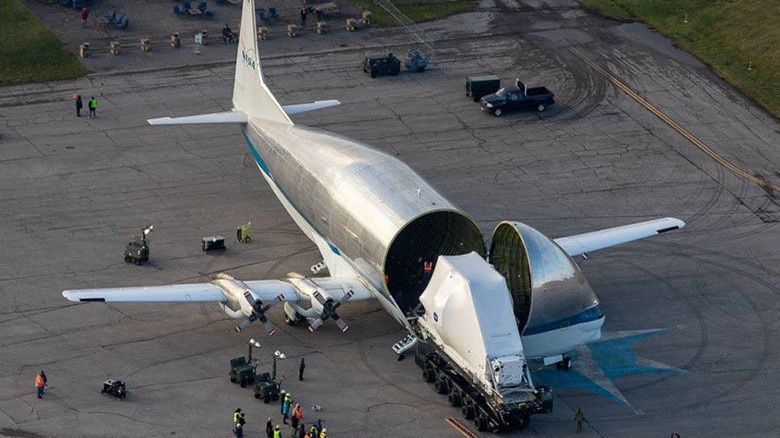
[{"left": 211, "top": 273, "right": 278, "bottom": 336}]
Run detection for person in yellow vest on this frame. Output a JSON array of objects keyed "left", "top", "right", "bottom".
[
  {"left": 273, "top": 424, "right": 281, "bottom": 438},
  {"left": 88, "top": 96, "right": 97, "bottom": 118},
  {"left": 319, "top": 427, "right": 326, "bottom": 438},
  {"left": 233, "top": 408, "right": 242, "bottom": 423}
]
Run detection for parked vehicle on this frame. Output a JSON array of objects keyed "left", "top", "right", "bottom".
[
  {"left": 480, "top": 81, "right": 554, "bottom": 116},
  {"left": 405, "top": 50, "right": 429, "bottom": 72},
  {"left": 363, "top": 53, "right": 401, "bottom": 78},
  {"left": 466, "top": 75, "right": 500, "bottom": 102}
]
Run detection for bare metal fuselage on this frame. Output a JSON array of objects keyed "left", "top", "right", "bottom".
[{"left": 244, "top": 119, "right": 472, "bottom": 325}]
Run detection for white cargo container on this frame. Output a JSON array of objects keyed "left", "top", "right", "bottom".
[{"left": 414, "top": 252, "right": 551, "bottom": 432}]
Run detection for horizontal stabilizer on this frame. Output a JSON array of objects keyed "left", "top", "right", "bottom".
[
  {"left": 282, "top": 100, "right": 341, "bottom": 116},
  {"left": 63, "top": 284, "right": 227, "bottom": 302},
  {"left": 554, "top": 217, "right": 685, "bottom": 257},
  {"left": 147, "top": 111, "right": 248, "bottom": 125}
]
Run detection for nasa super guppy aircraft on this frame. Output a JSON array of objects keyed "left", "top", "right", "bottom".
[{"left": 63, "top": 0, "right": 684, "bottom": 408}]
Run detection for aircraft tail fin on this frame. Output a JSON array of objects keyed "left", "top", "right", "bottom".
[{"left": 233, "top": 0, "right": 292, "bottom": 125}]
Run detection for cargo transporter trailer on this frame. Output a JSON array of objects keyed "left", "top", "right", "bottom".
[{"left": 401, "top": 253, "right": 552, "bottom": 432}]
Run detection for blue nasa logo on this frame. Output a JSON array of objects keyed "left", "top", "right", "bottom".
[{"left": 241, "top": 50, "right": 256, "bottom": 69}]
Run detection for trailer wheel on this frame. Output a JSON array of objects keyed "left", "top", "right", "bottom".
[
  {"left": 537, "top": 103, "right": 546, "bottom": 112},
  {"left": 240, "top": 381, "right": 246, "bottom": 388},
  {"left": 230, "top": 376, "right": 238, "bottom": 383},
  {"left": 462, "top": 403, "right": 476, "bottom": 420},
  {"left": 423, "top": 368, "right": 435, "bottom": 383},
  {"left": 474, "top": 415, "right": 488, "bottom": 431},
  {"left": 448, "top": 392, "right": 462, "bottom": 407},
  {"left": 494, "top": 109, "right": 503, "bottom": 117},
  {"left": 435, "top": 378, "right": 450, "bottom": 394},
  {"left": 516, "top": 414, "right": 529, "bottom": 430},
  {"left": 254, "top": 393, "right": 260, "bottom": 399}
]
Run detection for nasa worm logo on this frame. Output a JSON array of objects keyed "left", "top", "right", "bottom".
[{"left": 241, "top": 50, "right": 256, "bottom": 69}]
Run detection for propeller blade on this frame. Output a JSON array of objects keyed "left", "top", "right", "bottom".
[
  {"left": 235, "top": 315, "right": 256, "bottom": 332},
  {"left": 308, "top": 318, "right": 324, "bottom": 332},
  {"left": 339, "top": 289, "right": 355, "bottom": 305},
  {"left": 334, "top": 317, "right": 349, "bottom": 333},
  {"left": 262, "top": 319, "right": 277, "bottom": 336},
  {"left": 311, "top": 289, "right": 327, "bottom": 306}
]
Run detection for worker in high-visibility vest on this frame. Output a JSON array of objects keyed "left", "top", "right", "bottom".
[
  {"left": 34, "top": 371, "right": 46, "bottom": 399},
  {"left": 273, "top": 424, "right": 282, "bottom": 438},
  {"left": 319, "top": 427, "right": 326, "bottom": 438},
  {"left": 423, "top": 260, "right": 433, "bottom": 282},
  {"left": 233, "top": 408, "right": 242, "bottom": 423}
]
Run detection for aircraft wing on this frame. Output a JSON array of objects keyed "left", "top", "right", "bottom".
[
  {"left": 146, "top": 100, "right": 341, "bottom": 126},
  {"left": 62, "top": 277, "right": 373, "bottom": 303},
  {"left": 62, "top": 284, "right": 228, "bottom": 302},
  {"left": 553, "top": 217, "right": 685, "bottom": 257},
  {"left": 62, "top": 279, "right": 301, "bottom": 303}
]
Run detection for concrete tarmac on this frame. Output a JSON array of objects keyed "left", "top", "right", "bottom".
[{"left": 1, "top": 1, "right": 779, "bottom": 437}]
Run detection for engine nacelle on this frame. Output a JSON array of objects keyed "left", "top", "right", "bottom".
[{"left": 489, "top": 222, "right": 601, "bottom": 336}]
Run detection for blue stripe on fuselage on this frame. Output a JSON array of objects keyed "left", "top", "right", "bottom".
[{"left": 522, "top": 305, "right": 605, "bottom": 336}]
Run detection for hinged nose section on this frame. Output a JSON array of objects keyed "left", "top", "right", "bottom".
[{"left": 489, "top": 221, "right": 599, "bottom": 335}]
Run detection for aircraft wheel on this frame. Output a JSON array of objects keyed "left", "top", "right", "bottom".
[
  {"left": 560, "top": 356, "right": 572, "bottom": 371},
  {"left": 423, "top": 368, "right": 436, "bottom": 383},
  {"left": 494, "top": 109, "right": 502, "bottom": 117},
  {"left": 448, "top": 392, "right": 462, "bottom": 407},
  {"left": 435, "top": 378, "right": 450, "bottom": 394}
]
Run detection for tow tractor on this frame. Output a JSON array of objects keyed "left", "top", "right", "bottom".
[{"left": 403, "top": 253, "right": 552, "bottom": 432}]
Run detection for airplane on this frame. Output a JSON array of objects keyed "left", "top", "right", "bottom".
[{"left": 62, "top": 0, "right": 684, "bottom": 371}]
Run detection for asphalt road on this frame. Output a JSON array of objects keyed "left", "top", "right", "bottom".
[{"left": 1, "top": 1, "right": 779, "bottom": 437}]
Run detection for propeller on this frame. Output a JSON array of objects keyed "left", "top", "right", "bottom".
[
  {"left": 308, "top": 289, "right": 354, "bottom": 333},
  {"left": 235, "top": 290, "right": 277, "bottom": 336}
]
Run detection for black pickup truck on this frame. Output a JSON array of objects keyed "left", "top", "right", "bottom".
[{"left": 480, "top": 80, "right": 554, "bottom": 116}]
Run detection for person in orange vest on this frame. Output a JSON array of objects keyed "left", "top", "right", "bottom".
[
  {"left": 422, "top": 260, "right": 433, "bottom": 282},
  {"left": 291, "top": 403, "right": 302, "bottom": 431},
  {"left": 34, "top": 370, "right": 47, "bottom": 398}
]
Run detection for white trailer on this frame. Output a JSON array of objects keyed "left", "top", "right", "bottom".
[{"left": 413, "top": 252, "right": 552, "bottom": 432}]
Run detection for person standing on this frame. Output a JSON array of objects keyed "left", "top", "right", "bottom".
[
  {"left": 319, "top": 428, "right": 326, "bottom": 438},
  {"left": 309, "top": 425, "right": 318, "bottom": 438},
  {"left": 282, "top": 393, "right": 292, "bottom": 424},
  {"left": 300, "top": 8, "right": 307, "bottom": 26},
  {"left": 75, "top": 95, "right": 83, "bottom": 117},
  {"left": 298, "top": 357, "right": 305, "bottom": 381},
  {"left": 34, "top": 370, "right": 46, "bottom": 399},
  {"left": 574, "top": 406, "right": 584, "bottom": 433},
  {"left": 80, "top": 7, "right": 88, "bottom": 28},
  {"left": 88, "top": 96, "right": 97, "bottom": 118},
  {"left": 233, "top": 408, "right": 242, "bottom": 423},
  {"left": 296, "top": 422, "right": 305, "bottom": 438},
  {"left": 266, "top": 417, "right": 274, "bottom": 438},
  {"left": 291, "top": 403, "right": 302, "bottom": 431},
  {"left": 273, "top": 424, "right": 282, "bottom": 438}
]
